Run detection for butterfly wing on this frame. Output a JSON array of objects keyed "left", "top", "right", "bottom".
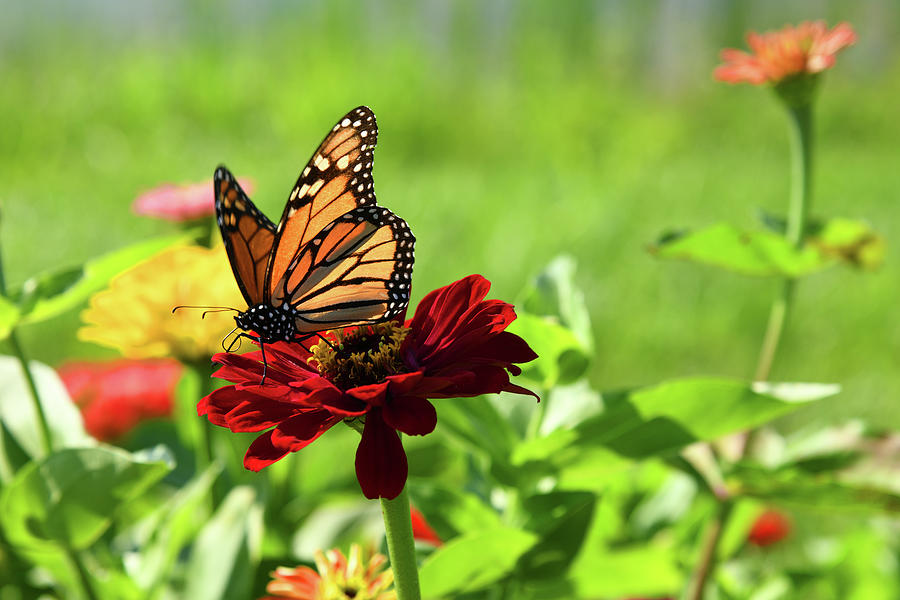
[
  {"left": 279, "top": 206, "right": 415, "bottom": 333},
  {"left": 214, "top": 166, "right": 277, "bottom": 306},
  {"left": 266, "top": 106, "right": 380, "bottom": 295}
]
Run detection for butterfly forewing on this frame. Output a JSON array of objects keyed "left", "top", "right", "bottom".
[
  {"left": 267, "top": 106, "right": 379, "bottom": 295},
  {"left": 214, "top": 167, "right": 277, "bottom": 306},
  {"left": 275, "top": 206, "right": 415, "bottom": 333}
]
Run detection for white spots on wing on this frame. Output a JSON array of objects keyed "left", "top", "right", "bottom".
[
  {"left": 287, "top": 207, "right": 297, "bottom": 217},
  {"left": 352, "top": 119, "right": 361, "bottom": 127},
  {"left": 353, "top": 163, "right": 362, "bottom": 173},
  {"left": 357, "top": 184, "right": 364, "bottom": 192},
  {"left": 297, "top": 183, "right": 310, "bottom": 197},
  {"left": 336, "top": 155, "right": 350, "bottom": 170},
  {"left": 341, "top": 118, "right": 351, "bottom": 127},
  {"left": 314, "top": 155, "right": 330, "bottom": 170},
  {"left": 360, "top": 130, "right": 368, "bottom": 138},
  {"left": 302, "top": 166, "right": 311, "bottom": 177},
  {"left": 290, "top": 188, "right": 299, "bottom": 201},
  {"left": 360, "top": 144, "right": 367, "bottom": 151},
  {"left": 308, "top": 179, "right": 325, "bottom": 196}
]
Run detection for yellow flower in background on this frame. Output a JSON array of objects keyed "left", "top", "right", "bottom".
[{"left": 80, "top": 244, "right": 244, "bottom": 363}]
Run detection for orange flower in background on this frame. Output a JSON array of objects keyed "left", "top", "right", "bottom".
[
  {"left": 410, "top": 507, "right": 442, "bottom": 547},
  {"left": 748, "top": 508, "right": 791, "bottom": 547},
  {"left": 79, "top": 244, "right": 245, "bottom": 362},
  {"left": 59, "top": 358, "right": 181, "bottom": 441},
  {"left": 262, "top": 544, "right": 395, "bottom": 600},
  {"left": 133, "top": 178, "right": 254, "bottom": 222},
  {"left": 714, "top": 21, "right": 856, "bottom": 85}
]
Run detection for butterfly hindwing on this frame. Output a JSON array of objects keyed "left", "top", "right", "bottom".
[
  {"left": 214, "top": 166, "right": 277, "bottom": 306},
  {"left": 267, "top": 106, "right": 379, "bottom": 296},
  {"left": 274, "top": 206, "right": 415, "bottom": 333}
]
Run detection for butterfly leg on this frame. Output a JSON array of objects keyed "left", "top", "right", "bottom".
[{"left": 259, "top": 342, "right": 269, "bottom": 386}]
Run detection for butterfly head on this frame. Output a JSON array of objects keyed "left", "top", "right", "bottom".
[{"left": 235, "top": 303, "right": 299, "bottom": 344}]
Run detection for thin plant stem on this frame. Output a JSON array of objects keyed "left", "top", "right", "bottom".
[
  {"left": 64, "top": 545, "right": 100, "bottom": 600},
  {"left": 694, "top": 101, "right": 814, "bottom": 599},
  {"left": 753, "top": 103, "right": 812, "bottom": 382},
  {"left": 8, "top": 330, "right": 53, "bottom": 455},
  {"left": 687, "top": 501, "right": 733, "bottom": 600},
  {"left": 0, "top": 232, "right": 53, "bottom": 455},
  {"left": 380, "top": 484, "right": 422, "bottom": 600}
]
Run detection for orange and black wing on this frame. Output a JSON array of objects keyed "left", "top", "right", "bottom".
[
  {"left": 274, "top": 206, "right": 415, "bottom": 333},
  {"left": 214, "top": 166, "right": 277, "bottom": 306},
  {"left": 266, "top": 106, "right": 379, "bottom": 296}
]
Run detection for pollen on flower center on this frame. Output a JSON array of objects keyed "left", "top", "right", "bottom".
[{"left": 309, "top": 322, "right": 409, "bottom": 389}]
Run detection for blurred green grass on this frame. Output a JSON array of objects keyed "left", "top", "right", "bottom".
[{"left": 2, "top": 2, "right": 898, "bottom": 429}]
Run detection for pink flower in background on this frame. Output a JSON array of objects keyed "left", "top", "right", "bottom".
[
  {"left": 59, "top": 359, "right": 181, "bottom": 441},
  {"left": 714, "top": 21, "right": 856, "bottom": 85},
  {"left": 133, "top": 178, "right": 255, "bottom": 222}
]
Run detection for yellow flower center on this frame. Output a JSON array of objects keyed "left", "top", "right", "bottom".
[{"left": 309, "top": 322, "right": 409, "bottom": 389}]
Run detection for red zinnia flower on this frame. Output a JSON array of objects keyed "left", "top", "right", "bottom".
[
  {"left": 59, "top": 358, "right": 181, "bottom": 441},
  {"left": 199, "top": 274, "right": 537, "bottom": 499},
  {"left": 410, "top": 506, "right": 442, "bottom": 547},
  {"left": 747, "top": 508, "right": 791, "bottom": 547},
  {"left": 714, "top": 21, "right": 856, "bottom": 85},
  {"left": 133, "top": 178, "right": 255, "bottom": 222}
]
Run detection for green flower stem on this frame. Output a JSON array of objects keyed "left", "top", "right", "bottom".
[
  {"left": 64, "top": 545, "right": 100, "bottom": 600},
  {"left": 8, "top": 330, "right": 53, "bottom": 456},
  {"left": 381, "top": 484, "right": 422, "bottom": 600},
  {"left": 754, "top": 102, "right": 813, "bottom": 382},
  {"left": 0, "top": 231, "right": 53, "bottom": 456},
  {"left": 687, "top": 500, "right": 733, "bottom": 600}
]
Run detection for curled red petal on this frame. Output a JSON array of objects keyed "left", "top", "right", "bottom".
[
  {"left": 355, "top": 409, "right": 408, "bottom": 499},
  {"left": 244, "top": 430, "right": 291, "bottom": 471},
  {"left": 382, "top": 395, "right": 437, "bottom": 436},
  {"left": 270, "top": 410, "right": 342, "bottom": 452},
  {"left": 346, "top": 381, "right": 390, "bottom": 407}
]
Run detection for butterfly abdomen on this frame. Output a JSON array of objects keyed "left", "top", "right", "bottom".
[{"left": 235, "top": 303, "right": 299, "bottom": 344}]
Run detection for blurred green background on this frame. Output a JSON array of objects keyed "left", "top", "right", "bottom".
[{"left": 2, "top": 1, "right": 898, "bottom": 427}]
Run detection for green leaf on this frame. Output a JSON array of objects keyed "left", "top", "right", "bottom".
[
  {"left": 809, "top": 217, "right": 885, "bottom": 270},
  {"left": 0, "top": 446, "right": 173, "bottom": 551},
  {"left": 736, "top": 464, "right": 900, "bottom": 513},
  {"left": 183, "top": 486, "right": 263, "bottom": 600},
  {"left": 514, "top": 379, "right": 837, "bottom": 478},
  {"left": 0, "top": 357, "right": 92, "bottom": 463},
  {"left": 129, "top": 463, "right": 222, "bottom": 592},
  {"left": 651, "top": 223, "right": 829, "bottom": 277},
  {"left": 507, "top": 312, "right": 589, "bottom": 387},
  {"left": 517, "top": 491, "right": 597, "bottom": 579},
  {"left": 9, "top": 233, "right": 190, "bottom": 328},
  {"left": 518, "top": 254, "right": 593, "bottom": 351},
  {"left": 527, "top": 545, "right": 682, "bottom": 598},
  {"left": 407, "top": 482, "right": 502, "bottom": 540},
  {"left": 436, "top": 397, "right": 520, "bottom": 469},
  {"left": 419, "top": 527, "right": 538, "bottom": 598}
]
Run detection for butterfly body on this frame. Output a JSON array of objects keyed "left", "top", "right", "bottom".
[
  {"left": 214, "top": 106, "right": 415, "bottom": 354},
  {"left": 234, "top": 303, "right": 300, "bottom": 344}
]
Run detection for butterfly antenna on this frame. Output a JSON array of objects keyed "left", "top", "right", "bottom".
[
  {"left": 173, "top": 304, "right": 240, "bottom": 315},
  {"left": 201, "top": 307, "right": 240, "bottom": 319}
]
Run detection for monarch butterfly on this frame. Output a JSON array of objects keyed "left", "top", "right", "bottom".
[{"left": 213, "top": 106, "right": 415, "bottom": 361}]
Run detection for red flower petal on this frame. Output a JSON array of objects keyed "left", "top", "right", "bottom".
[
  {"left": 347, "top": 381, "right": 390, "bottom": 407},
  {"left": 244, "top": 430, "right": 291, "bottom": 471},
  {"left": 382, "top": 395, "right": 437, "bottom": 436},
  {"left": 355, "top": 409, "right": 408, "bottom": 499},
  {"left": 270, "top": 410, "right": 342, "bottom": 451}
]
